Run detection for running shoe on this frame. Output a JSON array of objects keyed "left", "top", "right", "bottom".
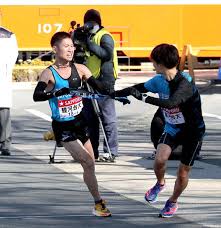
[
  {"left": 144, "top": 182, "right": 165, "bottom": 203},
  {"left": 159, "top": 200, "right": 178, "bottom": 218},
  {"left": 92, "top": 200, "right": 112, "bottom": 217}
]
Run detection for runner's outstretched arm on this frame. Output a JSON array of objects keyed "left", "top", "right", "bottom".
[
  {"left": 112, "top": 83, "right": 148, "bottom": 98},
  {"left": 132, "top": 79, "right": 194, "bottom": 108}
]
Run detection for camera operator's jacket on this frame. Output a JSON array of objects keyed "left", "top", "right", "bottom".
[{"left": 86, "top": 28, "right": 118, "bottom": 94}]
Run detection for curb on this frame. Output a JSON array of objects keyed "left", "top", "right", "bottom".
[
  {"left": 12, "top": 76, "right": 219, "bottom": 91},
  {"left": 12, "top": 82, "right": 37, "bottom": 90}
]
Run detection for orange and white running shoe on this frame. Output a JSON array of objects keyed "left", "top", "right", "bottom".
[{"left": 92, "top": 200, "right": 112, "bottom": 217}]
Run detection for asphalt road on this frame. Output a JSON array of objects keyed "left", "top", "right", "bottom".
[{"left": 0, "top": 78, "right": 220, "bottom": 227}]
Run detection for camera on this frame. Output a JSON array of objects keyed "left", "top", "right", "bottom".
[{"left": 72, "top": 21, "right": 94, "bottom": 64}]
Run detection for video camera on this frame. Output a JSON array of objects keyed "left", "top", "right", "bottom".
[{"left": 72, "top": 21, "right": 94, "bottom": 64}]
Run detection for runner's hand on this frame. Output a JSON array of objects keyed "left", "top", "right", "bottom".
[
  {"left": 109, "top": 92, "right": 130, "bottom": 105},
  {"left": 111, "top": 87, "right": 133, "bottom": 97},
  {"left": 53, "top": 87, "right": 70, "bottom": 97},
  {"left": 130, "top": 87, "right": 142, "bottom": 100},
  {"left": 115, "top": 97, "right": 131, "bottom": 105},
  {"left": 130, "top": 88, "right": 148, "bottom": 102}
]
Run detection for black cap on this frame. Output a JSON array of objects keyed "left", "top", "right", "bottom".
[{"left": 84, "top": 9, "right": 101, "bottom": 26}]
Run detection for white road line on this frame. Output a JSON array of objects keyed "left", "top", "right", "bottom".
[
  {"left": 20, "top": 108, "right": 221, "bottom": 228},
  {"left": 25, "top": 109, "right": 51, "bottom": 122},
  {"left": 203, "top": 112, "right": 221, "bottom": 120}
]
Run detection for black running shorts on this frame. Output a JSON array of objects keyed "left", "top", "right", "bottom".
[
  {"left": 52, "top": 114, "right": 89, "bottom": 145},
  {"left": 158, "top": 127, "right": 205, "bottom": 166}
]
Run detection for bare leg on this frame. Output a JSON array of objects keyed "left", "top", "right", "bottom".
[
  {"left": 154, "top": 144, "right": 172, "bottom": 185},
  {"left": 169, "top": 163, "right": 191, "bottom": 202},
  {"left": 62, "top": 139, "right": 101, "bottom": 201}
]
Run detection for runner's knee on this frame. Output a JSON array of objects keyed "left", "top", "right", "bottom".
[
  {"left": 81, "top": 157, "right": 95, "bottom": 171},
  {"left": 177, "top": 165, "right": 191, "bottom": 179},
  {"left": 154, "top": 156, "right": 166, "bottom": 167},
  {"left": 155, "top": 144, "right": 171, "bottom": 164}
]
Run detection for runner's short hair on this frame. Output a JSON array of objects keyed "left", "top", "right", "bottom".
[
  {"left": 50, "top": 32, "right": 71, "bottom": 47},
  {"left": 150, "top": 44, "right": 179, "bottom": 69}
]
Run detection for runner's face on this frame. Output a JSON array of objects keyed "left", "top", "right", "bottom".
[{"left": 56, "top": 38, "right": 75, "bottom": 61}]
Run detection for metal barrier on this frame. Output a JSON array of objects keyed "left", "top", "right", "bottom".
[
  {"left": 116, "top": 46, "right": 154, "bottom": 72},
  {"left": 15, "top": 45, "right": 221, "bottom": 79},
  {"left": 179, "top": 45, "right": 221, "bottom": 80}
]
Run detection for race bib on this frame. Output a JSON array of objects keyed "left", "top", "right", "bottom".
[
  {"left": 162, "top": 107, "right": 185, "bottom": 125},
  {"left": 58, "top": 96, "right": 83, "bottom": 119}
]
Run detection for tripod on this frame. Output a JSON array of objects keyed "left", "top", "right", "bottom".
[
  {"left": 85, "top": 83, "right": 114, "bottom": 161},
  {"left": 49, "top": 143, "right": 58, "bottom": 164}
]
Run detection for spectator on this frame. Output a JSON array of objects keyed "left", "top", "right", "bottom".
[{"left": 0, "top": 26, "right": 18, "bottom": 156}]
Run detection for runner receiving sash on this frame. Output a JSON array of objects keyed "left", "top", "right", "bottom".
[{"left": 33, "top": 31, "right": 111, "bottom": 217}]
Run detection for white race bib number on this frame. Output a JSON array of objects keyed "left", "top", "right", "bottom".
[
  {"left": 58, "top": 97, "right": 83, "bottom": 119},
  {"left": 162, "top": 107, "right": 185, "bottom": 125}
]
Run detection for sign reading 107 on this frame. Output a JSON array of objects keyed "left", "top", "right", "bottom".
[{"left": 38, "top": 23, "right": 63, "bottom": 34}]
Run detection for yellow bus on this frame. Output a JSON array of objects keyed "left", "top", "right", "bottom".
[{"left": 1, "top": 4, "right": 221, "bottom": 58}]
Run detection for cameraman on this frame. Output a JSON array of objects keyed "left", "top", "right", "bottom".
[{"left": 82, "top": 9, "right": 118, "bottom": 162}]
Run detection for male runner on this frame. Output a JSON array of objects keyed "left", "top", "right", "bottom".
[
  {"left": 113, "top": 44, "right": 205, "bottom": 217},
  {"left": 33, "top": 31, "right": 111, "bottom": 217}
]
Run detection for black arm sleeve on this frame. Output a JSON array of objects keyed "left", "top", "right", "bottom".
[
  {"left": 114, "top": 87, "right": 133, "bottom": 97},
  {"left": 33, "top": 81, "right": 53, "bottom": 102},
  {"left": 87, "top": 76, "right": 112, "bottom": 94},
  {"left": 132, "top": 83, "right": 148, "bottom": 93},
  {"left": 87, "top": 34, "right": 113, "bottom": 61},
  {"left": 145, "top": 79, "right": 193, "bottom": 108},
  {"left": 114, "top": 83, "right": 148, "bottom": 97}
]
